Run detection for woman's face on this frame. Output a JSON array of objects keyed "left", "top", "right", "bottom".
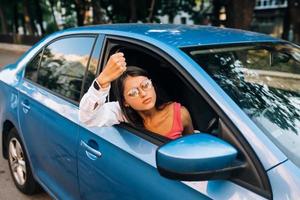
[{"left": 123, "top": 75, "right": 157, "bottom": 111}]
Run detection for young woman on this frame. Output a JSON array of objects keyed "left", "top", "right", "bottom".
[{"left": 79, "top": 52, "right": 194, "bottom": 139}]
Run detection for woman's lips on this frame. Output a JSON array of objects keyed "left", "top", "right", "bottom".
[{"left": 143, "top": 97, "right": 152, "bottom": 104}]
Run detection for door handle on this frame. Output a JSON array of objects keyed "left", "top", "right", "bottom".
[
  {"left": 21, "top": 101, "right": 31, "bottom": 113},
  {"left": 80, "top": 140, "right": 102, "bottom": 159}
]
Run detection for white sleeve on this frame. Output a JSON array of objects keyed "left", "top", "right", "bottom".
[{"left": 79, "top": 81, "right": 126, "bottom": 127}]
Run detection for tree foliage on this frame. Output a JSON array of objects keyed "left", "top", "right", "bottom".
[{"left": 0, "top": 0, "right": 299, "bottom": 44}]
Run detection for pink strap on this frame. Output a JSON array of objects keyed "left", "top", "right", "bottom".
[
  {"left": 165, "top": 102, "right": 183, "bottom": 139},
  {"left": 174, "top": 102, "right": 183, "bottom": 130}
]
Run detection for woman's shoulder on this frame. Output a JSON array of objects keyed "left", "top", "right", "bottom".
[
  {"left": 159, "top": 101, "right": 184, "bottom": 112},
  {"left": 158, "top": 101, "right": 173, "bottom": 110},
  {"left": 179, "top": 104, "right": 192, "bottom": 127}
]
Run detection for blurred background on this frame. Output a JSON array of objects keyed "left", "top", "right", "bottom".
[{"left": 0, "top": 0, "right": 299, "bottom": 45}]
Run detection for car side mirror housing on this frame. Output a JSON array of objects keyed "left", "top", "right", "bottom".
[{"left": 156, "top": 133, "right": 244, "bottom": 181}]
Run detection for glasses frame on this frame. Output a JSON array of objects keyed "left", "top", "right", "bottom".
[{"left": 126, "top": 79, "right": 153, "bottom": 98}]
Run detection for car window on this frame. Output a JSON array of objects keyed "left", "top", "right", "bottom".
[
  {"left": 36, "top": 36, "right": 96, "bottom": 102},
  {"left": 25, "top": 50, "right": 43, "bottom": 82},
  {"left": 183, "top": 43, "right": 300, "bottom": 168},
  {"left": 104, "top": 41, "right": 223, "bottom": 140}
]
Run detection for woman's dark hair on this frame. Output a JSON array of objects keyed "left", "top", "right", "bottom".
[{"left": 112, "top": 66, "right": 169, "bottom": 128}]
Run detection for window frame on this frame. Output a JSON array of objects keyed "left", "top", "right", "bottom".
[
  {"left": 24, "top": 48, "right": 44, "bottom": 83},
  {"left": 98, "top": 35, "right": 272, "bottom": 199},
  {"left": 79, "top": 34, "right": 105, "bottom": 100},
  {"left": 23, "top": 34, "right": 99, "bottom": 105}
]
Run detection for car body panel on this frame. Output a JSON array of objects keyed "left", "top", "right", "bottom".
[
  {"left": 0, "top": 82, "right": 19, "bottom": 146},
  {"left": 74, "top": 24, "right": 279, "bottom": 47},
  {"left": 78, "top": 125, "right": 270, "bottom": 200},
  {"left": 267, "top": 160, "right": 300, "bottom": 200},
  {"left": 17, "top": 79, "right": 81, "bottom": 199},
  {"left": 78, "top": 126, "right": 211, "bottom": 200},
  {"left": 184, "top": 180, "right": 268, "bottom": 200}
]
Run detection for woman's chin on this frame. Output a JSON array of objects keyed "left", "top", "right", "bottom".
[{"left": 134, "top": 102, "right": 156, "bottom": 111}]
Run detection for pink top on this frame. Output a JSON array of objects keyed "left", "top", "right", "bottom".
[{"left": 165, "top": 102, "right": 183, "bottom": 139}]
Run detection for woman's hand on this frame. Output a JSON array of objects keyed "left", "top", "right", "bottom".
[{"left": 96, "top": 52, "right": 127, "bottom": 88}]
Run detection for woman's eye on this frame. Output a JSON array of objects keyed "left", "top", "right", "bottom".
[
  {"left": 142, "top": 80, "right": 152, "bottom": 89},
  {"left": 128, "top": 89, "right": 139, "bottom": 97}
]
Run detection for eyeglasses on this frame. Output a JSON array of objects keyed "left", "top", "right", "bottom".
[{"left": 126, "top": 79, "right": 153, "bottom": 98}]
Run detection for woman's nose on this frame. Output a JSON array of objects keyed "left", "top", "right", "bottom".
[{"left": 139, "top": 89, "right": 147, "bottom": 97}]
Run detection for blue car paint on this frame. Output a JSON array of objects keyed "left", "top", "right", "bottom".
[
  {"left": 267, "top": 160, "right": 300, "bottom": 199},
  {"left": 0, "top": 24, "right": 299, "bottom": 199},
  {"left": 0, "top": 64, "right": 82, "bottom": 199},
  {"left": 78, "top": 126, "right": 211, "bottom": 200},
  {"left": 73, "top": 24, "right": 279, "bottom": 47},
  {"left": 156, "top": 133, "right": 237, "bottom": 172},
  {"left": 18, "top": 80, "right": 81, "bottom": 199}
]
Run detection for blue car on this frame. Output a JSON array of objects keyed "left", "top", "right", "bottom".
[{"left": 1, "top": 24, "right": 300, "bottom": 200}]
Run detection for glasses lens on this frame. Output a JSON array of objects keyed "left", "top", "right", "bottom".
[
  {"left": 141, "top": 79, "right": 152, "bottom": 90},
  {"left": 127, "top": 88, "right": 139, "bottom": 97}
]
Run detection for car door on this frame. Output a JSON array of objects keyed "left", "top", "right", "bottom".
[
  {"left": 78, "top": 125, "right": 210, "bottom": 200},
  {"left": 18, "top": 35, "right": 97, "bottom": 200}
]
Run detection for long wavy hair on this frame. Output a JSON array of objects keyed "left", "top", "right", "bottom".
[{"left": 112, "top": 66, "right": 170, "bottom": 128}]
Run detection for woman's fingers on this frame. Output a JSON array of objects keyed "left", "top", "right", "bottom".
[
  {"left": 110, "top": 53, "right": 125, "bottom": 64},
  {"left": 116, "top": 62, "right": 127, "bottom": 74},
  {"left": 115, "top": 56, "right": 125, "bottom": 63},
  {"left": 97, "top": 52, "right": 127, "bottom": 85},
  {"left": 109, "top": 53, "right": 126, "bottom": 68},
  {"left": 111, "top": 53, "right": 126, "bottom": 71},
  {"left": 111, "top": 52, "right": 124, "bottom": 58}
]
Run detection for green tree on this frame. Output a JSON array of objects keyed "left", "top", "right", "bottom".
[
  {"left": 147, "top": 0, "right": 156, "bottom": 22},
  {"left": 283, "top": 0, "right": 300, "bottom": 44},
  {"left": 92, "top": 0, "right": 107, "bottom": 24},
  {"left": 48, "top": 0, "right": 59, "bottom": 31},
  {"left": 191, "top": 0, "right": 213, "bottom": 25},
  {"left": 211, "top": 0, "right": 223, "bottom": 26},
  {"left": 74, "top": 0, "right": 89, "bottom": 26},
  {"left": 98, "top": 0, "right": 156, "bottom": 23},
  {"left": 225, "top": 0, "right": 255, "bottom": 30},
  {"left": 0, "top": 0, "right": 17, "bottom": 34},
  {"left": 23, "top": 0, "right": 35, "bottom": 35},
  {"left": 0, "top": 3, "right": 8, "bottom": 34}
]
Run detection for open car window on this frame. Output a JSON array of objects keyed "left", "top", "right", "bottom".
[{"left": 103, "top": 40, "right": 218, "bottom": 137}]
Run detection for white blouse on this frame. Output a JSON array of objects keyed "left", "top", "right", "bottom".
[{"left": 79, "top": 81, "right": 127, "bottom": 127}]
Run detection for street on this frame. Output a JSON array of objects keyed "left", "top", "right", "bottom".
[
  {"left": 0, "top": 47, "right": 51, "bottom": 200},
  {"left": 0, "top": 49, "right": 23, "bottom": 68}
]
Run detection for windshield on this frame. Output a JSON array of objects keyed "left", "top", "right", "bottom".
[{"left": 183, "top": 42, "right": 300, "bottom": 168}]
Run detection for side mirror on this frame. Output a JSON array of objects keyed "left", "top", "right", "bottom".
[{"left": 156, "top": 133, "right": 245, "bottom": 181}]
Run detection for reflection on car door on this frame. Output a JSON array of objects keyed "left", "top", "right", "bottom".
[
  {"left": 18, "top": 81, "right": 81, "bottom": 199},
  {"left": 77, "top": 126, "right": 210, "bottom": 200}
]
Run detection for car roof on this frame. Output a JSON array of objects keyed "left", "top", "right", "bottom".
[{"left": 68, "top": 23, "right": 280, "bottom": 48}]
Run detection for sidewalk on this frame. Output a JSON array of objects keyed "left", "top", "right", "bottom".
[
  {"left": 0, "top": 43, "right": 31, "bottom": 67},
  {"left": 0, "top": 43, "right": 31, "bottom": 53}
]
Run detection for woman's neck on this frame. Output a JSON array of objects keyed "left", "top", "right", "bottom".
[{"left": 138, "top": 107, "right": 159, "bottom": 123}]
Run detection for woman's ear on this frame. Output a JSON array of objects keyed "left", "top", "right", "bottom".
[{"left": 124, "top": 102, "right": 130, "bottom": 107}]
